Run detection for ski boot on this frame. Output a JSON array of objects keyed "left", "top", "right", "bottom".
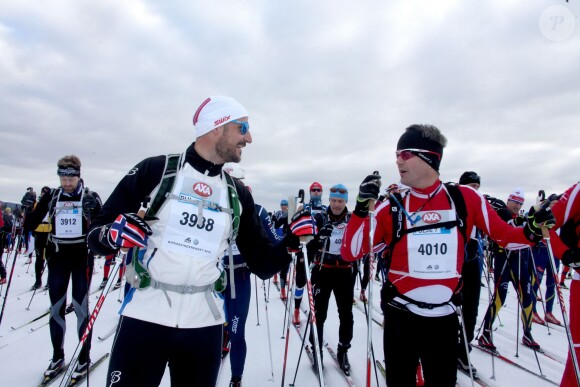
[
  {"left": 30, "top": 281, "right": 42, "bottom": 291},
  {"left": 457, "top": 357, "right": 478, "bottom": 377},
  {"left": 229, "top": 376, "right": 242, "bottom": 387},
  {"left": 292, "top": 308, "right": 300, "bottom": 326},
  {"left": 532, "top": 312, "right": 545, "bottom": 325},
  {"left": 359, "top": 289, "right": 367, "bottom": 303},
  {"left": 41, "top": 358, "right": 64, "bottom": 385},
  {"left": 337, "top": 344, "right": 351, "bottom": 374},
  {"left": 545, "top": 312, "right": 562, "bottom": 325},
  {"left": 71, "top": 361, "right": 89, "bottom": 380},
  {"left": 522, "top": 330, "right": 541, "bottom": 350},
  {"left": 99, "top": 278, "right": 108, "bottom": 289},
  {"left": 113, "top": 278, "right": 122, "bottom": 290},
  {"left": 280, "top": 287, "right": 287, "bottom": 301},
  {"left": 478, "top": 330, "right": 496, "bottom": 351}
]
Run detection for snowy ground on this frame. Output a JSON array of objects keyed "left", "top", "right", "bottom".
[{"left": 0, "top": 249, "right": 571, "bottom": 386}]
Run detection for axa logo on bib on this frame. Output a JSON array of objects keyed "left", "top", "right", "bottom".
[
  {"left": 193, "top": 182, "right": 213, "bottom": 198},
  {"left": 422, "top": 212, "right": 441, "bottom": 224}
]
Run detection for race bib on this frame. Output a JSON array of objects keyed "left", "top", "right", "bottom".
[
  {"left": 328, "top": 223, "right": 346, "bottom": 255},
  {"left": 54, "top": 201, "right": 83, "bottom": 238},
  {"left": 161, "top": 176, "right": 229, "bottom": 260},
  {"left": 407, "top": 210, "right": 458, "bottom": 280}
]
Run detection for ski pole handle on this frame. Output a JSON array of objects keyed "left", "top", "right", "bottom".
[
  {"left": 368, "top": 171, "right": 380, "bottom": 212},
  {"left": 535, "top": 190, "right": 552, "bottom": 240}
]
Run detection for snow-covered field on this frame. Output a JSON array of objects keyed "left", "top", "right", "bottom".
[{"left": 0, "top": 250, "right": 570, "bottom": 386}]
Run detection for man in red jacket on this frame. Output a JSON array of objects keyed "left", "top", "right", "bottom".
[
  {"left": 545, "top": 183, "right": 580, "bottom": 387},
  {"left": 340, "top": 124, "right": 554, "bottom": 387}
]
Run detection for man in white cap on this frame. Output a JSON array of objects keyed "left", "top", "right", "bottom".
[{"left": 88, "top": 96, "right": 299, "bottom": 387}]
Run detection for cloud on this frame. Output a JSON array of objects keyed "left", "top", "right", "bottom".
[{"left": 0, "top": 0, "right": 578, "bottom": 214}]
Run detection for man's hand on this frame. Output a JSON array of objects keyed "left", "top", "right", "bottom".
[
  {"left": 523, "top": 204, "right": 555, "bottom": 242},
  {"left": 317, "top": 223, "right": 334, "bottom": 243},
  {"left": 289, "top": 209, "right": 318, "bottom": 238},
  {"left": 108, "top": 213, "right": 152, "bottom": 249},
  {"left": 358, "top": 174, "right": 381, "bottom": 202},
  {"left": 562, "top": 248, "right": 580, "bottom": 269},
  {"left": 354, "top": 174, "right": 381, "bottom": 218}
]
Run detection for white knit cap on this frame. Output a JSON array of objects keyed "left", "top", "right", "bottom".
[
  {"left": 507, "top": 187, "right": 525, "bottom": 204},
  {"left": 192, "top": 96, "right": 248, "bottom": 138}
]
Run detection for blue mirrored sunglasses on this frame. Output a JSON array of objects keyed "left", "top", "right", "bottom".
[{"left": 230, "top": 120, "right": 249, "bottom": 135}]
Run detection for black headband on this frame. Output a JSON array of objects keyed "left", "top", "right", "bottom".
[
  {"left": 397, "top": 129, "right": 444, "bottom": 172},
  {"left": 459, "top": 171, "right": 480, "bottom": 185},
  {"left": 57, "top": 167, "right": 80, "bottom": 177}
]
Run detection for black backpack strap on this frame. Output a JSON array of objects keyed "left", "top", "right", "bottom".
[
  {"left": 444, "top": 182, "right": 468, "bottom": 243},
  {"left": 48, "top": 188, "right": 62, "bottom": 219},
  {"left": 147, "top": 153, "right": 181, "bottom": 218},
  {"left": 388, "top": 192, "right": 405, "bottom": 251}
]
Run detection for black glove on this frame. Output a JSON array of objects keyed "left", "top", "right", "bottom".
[
  {"left": 286, "top": 233, "right": 301, "bottom": 253},
  {"left": 524, "top": 205, "right": 556, "bottom": 243},
  {"left": 358, "top": 174, "right": 381, "bottom": 201},
  {"left": 484, "top": 195, "right": 507, "bottom": 212},
  {"left": 512, "top": 215, "right": 525, "bottom": 227},
  {"left": 530, "top": 205, "right": 556, "bottom": 228},
  {"left": 354, "top": 174, "right": 381, "bottom": 218},
  {"left": 562, "top": 248, "right": 580, "bottom": 269},
  {"left": 317, "top": 223, "right": 334, "bottom": 242}
]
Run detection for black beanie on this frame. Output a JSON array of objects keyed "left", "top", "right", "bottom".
[
  {"left": 459, "top": 171, "right": 480, "bottom": 185},
  {"left": 396, "top": 126, "right": 444, "bottom": 171}
]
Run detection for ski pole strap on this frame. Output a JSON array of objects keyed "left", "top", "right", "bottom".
[{"left": 148, "top": 279, "right": 221, "bottom": 320}]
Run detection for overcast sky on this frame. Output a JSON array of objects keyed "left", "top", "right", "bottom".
[{"left": 1, "top": 0, "right": 578, "bottom": 213}]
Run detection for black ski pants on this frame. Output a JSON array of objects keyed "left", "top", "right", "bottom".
[
  {"left": 46, "top": 242, "right": 94, "bottom": 363},
  {"left": 309, "top": 264, "right": 354, "bottom": 351},
  {"left": 107, "top": 316, "right": 222, "bottom": 387},
  {"left": 383, "top": 304, "right": 458, "bottom": 387},
  {"left": 34, "top": 231, "right": 49, "bottom": 286},
  {"left": 458, "top": 238, "right": 483, "bottom": 361},
  {"left": 294, "top": 251, "right": 307, "bottom": 309}
]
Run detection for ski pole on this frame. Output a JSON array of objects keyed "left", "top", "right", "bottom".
[
  {"left": 297, "top": 188, "right": 325, "bottom": 387},
  {"left": 357, "top": 269, "right": 380, "bottom": 387},
  {"left": 280, "top": 252, "right": 297, "bottom": 387},
  {"left": 255, "top": 274, "right": 260, "bottom": 326},
  {"left": 281, "top": 192, "right": 300, "bottom": 386},
  {"left": 457, "top": 305, "right": 476, "bottom": 387},
  {"left": 0, "top": 234, "right": 21, "bottom": 329},
  {"left": 281, "top": 256, "right": 295, "bottom": 338},
  {"left": 59, "top": 198, "right": 150, "bottom": 387},
  {"left": 515, "top": 250, "right": 521, "bottom": 358},
  {"left": 262, "top": 280, "right": 275, "bottom": 382},
  {"left": 536, "top": 191, "right": 580, "bottom": 386},
  {"left": 59, "top": 250, "right": 125, "bottom": 387},
  {"left": 529, "top": 246, "right": 551, "bottom": 335},
  {"left": 366, "top": 172, "right": 379, "bottom": 387},
  {"left": 290, "top": 309, "right": 312, "bottom": 387},
  {"left": 26, "top": 258, "right": 47, "bottom": 310}
]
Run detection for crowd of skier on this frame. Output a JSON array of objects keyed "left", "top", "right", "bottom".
[{"left": 0, "top": 95, "right": 579, "bottom": 387}]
